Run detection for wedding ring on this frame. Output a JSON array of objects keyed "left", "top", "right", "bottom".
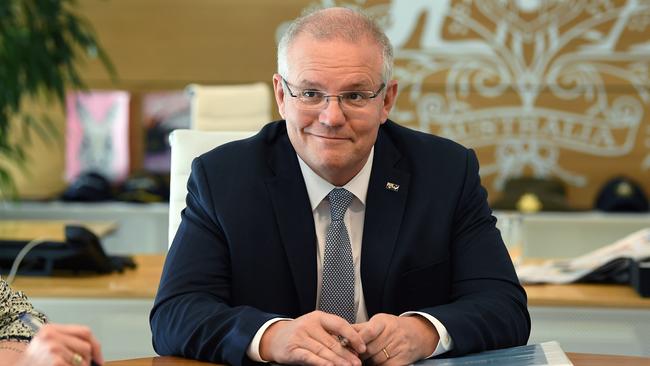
[
  {"left": 71, "top": 353, "right": 83, "bottom": 366},
  {"left": 382, "top": 347, "right": 391, "bottom": 360}
]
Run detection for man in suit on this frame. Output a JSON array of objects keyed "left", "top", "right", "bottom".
[{"left": 150, "top": 7, "right": 530, "bottom": 366}]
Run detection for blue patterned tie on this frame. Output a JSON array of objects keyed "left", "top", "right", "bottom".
[{"left": 319, "top": 188, "right": 355, "bottom": 324}]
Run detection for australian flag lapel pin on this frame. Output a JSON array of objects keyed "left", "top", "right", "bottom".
[{"left": 385, "top": 182, "right": 400, "bottom": 192}]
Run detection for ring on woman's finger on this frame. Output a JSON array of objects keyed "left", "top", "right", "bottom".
[
  {"left": 71, "top": 353, "right": 83, "bottom": 366},
  {"left": 382, "top": 347, "right": 391, "bottom": 360}
]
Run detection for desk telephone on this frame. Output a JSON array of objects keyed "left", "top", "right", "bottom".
[
  {"left": 580, "top": 257, "right": 650, "bottom": 297},
  {"left": 0, "top": 225, "right": 136, "bottom": 276}
]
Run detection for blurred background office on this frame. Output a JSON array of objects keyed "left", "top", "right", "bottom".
[{"left": 1, "top": 0, "right": 649, "bottom": 361}]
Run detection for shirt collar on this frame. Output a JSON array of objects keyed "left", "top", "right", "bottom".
[{"left": 297, "top": 147, "right": 374, "bottom": 210}]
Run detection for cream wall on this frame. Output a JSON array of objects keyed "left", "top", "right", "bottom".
[{"left": 6, "top": 99, "right": 66, "bottom": 198}]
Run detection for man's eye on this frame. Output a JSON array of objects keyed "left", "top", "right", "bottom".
[
  {"left": 343, "top": 92, "right": 366, "bottom": 101},
  {"left": 301, "top": 90, "right": 322, "bottom": 98}
]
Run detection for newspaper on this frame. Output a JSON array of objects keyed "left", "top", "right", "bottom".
[
  {"left": 414, "top": 341, "right": 572, "bottom": 366},
  {"left": 517, "top": 228, "right": 650, "bottom": 284}
]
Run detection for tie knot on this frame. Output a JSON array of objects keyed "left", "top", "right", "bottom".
[{"left": 328, "top": 188, "right": 353, "bottom": 221}]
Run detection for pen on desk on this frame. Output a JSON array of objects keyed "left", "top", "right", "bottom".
[{"left": 19, "top": 312, "right": 100, "bottom": 366}]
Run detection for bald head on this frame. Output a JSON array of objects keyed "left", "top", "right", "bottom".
[{"left": 277, "top": 7, "right": 394, "bottom": 82}]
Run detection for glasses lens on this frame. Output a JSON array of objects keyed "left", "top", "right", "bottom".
[
  {"left": 340, "top": 92, "right": 371, "bottom": 108},
  {"left": 299, "top": 91, "right": 326, "bottom": 107}
]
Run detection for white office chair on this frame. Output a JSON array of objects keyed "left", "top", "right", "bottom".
[
  {"left": 168, "top": 129, "right": 256, "bottom": 247},
  {"left": 186, "top": 82, "right": 271, "bottom": 131}
]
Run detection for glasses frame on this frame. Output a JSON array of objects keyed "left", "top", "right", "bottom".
[{"left": 281, "top": 77, "right": 386, "bottom": 110}]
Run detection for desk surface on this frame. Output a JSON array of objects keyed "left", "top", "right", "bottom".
[
  {"left": 12, "top": 254, "right": 650, "bottom": 308},
  {"left": 525, "top": 282, "right": 650, "bottom": 308},
  {"left": 104, "top": 353, "right": 650, "bottom": 365},
  {"left": 11, "top": 254, "right": 162, "bottom": 298},
  {"left": 0, "top": 220, "right": 116, "bottom": 242}
]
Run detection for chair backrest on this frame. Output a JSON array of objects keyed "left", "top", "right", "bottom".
[
  {"left": 186, "top": 82, "right": 271, "bottom": 131},
  {"left": 168, "top": 129, "right": 256, "bottom": 247}
]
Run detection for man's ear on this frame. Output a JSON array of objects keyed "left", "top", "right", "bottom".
[
  {"left": 380, "top": 79, "right": 398, "bottom": 124},
  {"left": 272, "top": 74, "right": 286, "bottom": 119}
]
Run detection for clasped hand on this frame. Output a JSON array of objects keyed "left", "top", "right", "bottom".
[{"left": 259, "top": 311, "right": 438, "bottom": 366}]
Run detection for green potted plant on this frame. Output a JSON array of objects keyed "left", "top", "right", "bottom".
[{"left": 0, "top": 0, "right": 114, "bottom": 198}]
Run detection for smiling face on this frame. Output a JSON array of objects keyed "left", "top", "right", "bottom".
[{"left": 273, "top": 34, "right": 398, "bottom": 186}]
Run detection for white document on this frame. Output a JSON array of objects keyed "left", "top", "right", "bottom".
[
  {"left": 414, "top": 341, "right": 572, "bottom": 366},
  {"left": 516, "top": 228, "right": 650, "bottom": 284}
]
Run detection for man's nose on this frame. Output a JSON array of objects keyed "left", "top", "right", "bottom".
[{"left": 319, "top": 96, "right": 346, "bottom": 126}]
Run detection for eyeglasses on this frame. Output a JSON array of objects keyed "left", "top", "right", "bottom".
[{"left": 281, "top": 77, "right": 385, "bottom": 110}]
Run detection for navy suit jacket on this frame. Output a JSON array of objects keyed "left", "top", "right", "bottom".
[{"left": 150, "top": 120, "right": 530, "bottom": 365}]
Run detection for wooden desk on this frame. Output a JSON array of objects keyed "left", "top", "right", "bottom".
[
  {"left": 0, "top": 219, "right": 116, "bottom": 242},
  {"left": 14, "top": 254, "right": 650, "bottom": 307},
  {"left": 106, "top": 357, "right": 216, "bottom": 366},
  {"left": 10, "top": 255, "right": 650, "bottom": 359},
  {"left": 568, "top": 353, "right": 650, "bottom": 366},
  {"left": 525, "top": 283, "right": 650, "bottom": 308},
  {"left": 103, "top": 353, "right": 650, "bottom": 366},
  {"left": 11, "top": 254, "right": 163, "bottom": 298},
  {"left": 106, "top": 357, "right": 215, "bottom": 365}
]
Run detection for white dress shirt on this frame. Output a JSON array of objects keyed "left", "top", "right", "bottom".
[{"left": 247, "top": 148, "right": 453, "bottom": 361}]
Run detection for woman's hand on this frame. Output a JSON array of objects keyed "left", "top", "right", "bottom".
[{"left": 16, "top": 324, "right": 103, "bottom": 366}]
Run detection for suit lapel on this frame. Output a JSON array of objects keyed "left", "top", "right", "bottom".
[
  {"left": 361, "top": 128, "right": 410, "bottom": 316},
  {"left": 265, "top": 132, "right": 317, "bottom": 315}
]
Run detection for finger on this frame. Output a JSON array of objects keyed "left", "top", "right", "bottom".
[
  {"left": 363, "top": 315, "right": 398, "bottom": 353},
  {"left": 354, "top": 319, "right": 385, "bottom": 345},
  {"left": 34, "top": 325, "right": 90, "bottom": 354},
  {"left": 363, "top": 331, "right": 400, "bottom": 363},
  {"left": 367, "top": 343, "right": 396, "bottom": 366},
  {"left": 60, "top": 334, "right": 94, "bottom": 366},
  {"left": 300, "top": 335, "right": 358, "bottom": 366},
  {"left": 45, "top": 324, "right": 94, "bottom": 340},
  {"left": 42, "top": 324, "right": 103, "bottom": 365},
  {"left": 365, "top": 333, "right": 397, "bottom": 360},
  {"left": 318, "top": 313, "right": 366, "bottom": 354},
  {"left": 66, "top": 350, "right": 86, "bottom": 366},
  {"left": 40, "top": 329, "right": 94, "bottom": 366},
  {"left": 308, "top": 327, "right": 362, "bottom": 365},
  {"left": 290, "top": 347, "right": 337, "bottom": 366},
  {"left": 88, "top": 333, "right": 104, "bottom": 365}
]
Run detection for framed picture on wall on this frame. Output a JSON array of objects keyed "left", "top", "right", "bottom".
[
  {"left": 65, "top": 91, "right": 130, "bottom": 183},
  {"left": 141, "top": 91, "right": 190, "bottom": 173}
]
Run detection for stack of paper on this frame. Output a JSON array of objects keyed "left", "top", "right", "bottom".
[{"left": 414, "top": 341, "right": 572, "bottom": 366}]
